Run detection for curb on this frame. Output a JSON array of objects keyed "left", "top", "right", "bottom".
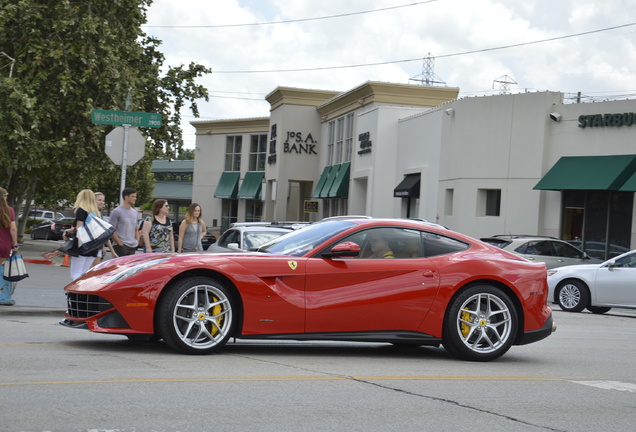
[
  {"left": 24, "top": 258, "right": 53, "bottom": 265},
  {"left": 0, "top": 306, "right": 65, "bottom": 316}
]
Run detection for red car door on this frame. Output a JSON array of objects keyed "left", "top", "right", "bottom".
[{"left": 304, "top": 256, "right": 440, "bottom": 333}]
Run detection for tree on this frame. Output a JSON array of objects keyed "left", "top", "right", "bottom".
[{"left": 0, "top": 0, "right": 210, "bottom": 238}]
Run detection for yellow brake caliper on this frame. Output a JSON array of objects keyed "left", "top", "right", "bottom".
[
  {"left": 460, "top": 307, "right": 471, "bottom": 338},
  {"left": 209, "top": 295, "right": 223, "bottom": 336}
]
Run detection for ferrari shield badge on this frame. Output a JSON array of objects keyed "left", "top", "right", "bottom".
[{"left": 288, "top": 261, "right": 298, "bottom": 270}]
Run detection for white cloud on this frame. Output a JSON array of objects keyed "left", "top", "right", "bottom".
[{"left": 144, "top": 0, "right": 636, "bottom": 147}]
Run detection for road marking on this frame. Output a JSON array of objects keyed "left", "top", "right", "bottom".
[
  {"left": 0, "top": 375, "right": 581, "bottom": 387},
  {"left": 573, "top": 381, "right": 636, "bottom": 393}
]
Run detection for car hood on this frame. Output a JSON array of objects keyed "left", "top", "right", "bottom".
[{"left": 548, "top": 263, "right": 603, "bottom": 274}]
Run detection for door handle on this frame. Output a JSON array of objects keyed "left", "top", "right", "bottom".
[{"left": 422, "top": 270, "right": 436, "bottom": 278}]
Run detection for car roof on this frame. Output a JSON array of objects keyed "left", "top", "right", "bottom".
[
  {"left": 481, "top": 234, "right": 558, "bottom": 240},
  {"left": 227, "top": 226, "right": 293, "bottom": 233}
]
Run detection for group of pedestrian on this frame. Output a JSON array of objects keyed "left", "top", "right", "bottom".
[{"left": 0, "top": 185, "right": 209, "bottom": 306}]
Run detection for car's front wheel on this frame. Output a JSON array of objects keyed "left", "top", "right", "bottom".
[
  {"left": 443, "top": 285, "right": 518, "bottom": 362},
  {"left": 556, "top": 280, "right": 589, "bottom": 312},
  {"left": 156, "top": 277, "right": 236, "bottom": 354}
]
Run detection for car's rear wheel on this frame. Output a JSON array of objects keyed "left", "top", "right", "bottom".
[
  {"left": 586, "top": 306, "right": 611, "bottom": 314},
  {"left": 556, "top": 280, "right": 589, "bottom": 312},
  {"left": 156, "top": 277, "right": 235, "bottom": 354},
  {"left": 443, "top": 285, "right": 517, "bottom": 362}
]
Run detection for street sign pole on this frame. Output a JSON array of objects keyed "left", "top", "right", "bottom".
[{"left": 120, "top": 124, "right": 130, "bottom": 205}]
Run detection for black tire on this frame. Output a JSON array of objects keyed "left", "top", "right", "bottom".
[
  {"left": 586, "top": 306, "right": 612, "bottom": 314},
  {"left": 156, "top": 276, "right": 235, "bottom": 355},
  {"left": 443, "top": 285, "right": 518, "bottom": 362},
  {"left": 556, "top": 280, "right": 589, "bottom": 312}
]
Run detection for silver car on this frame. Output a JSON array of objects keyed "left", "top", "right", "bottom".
[
  {"left": 548, "top": 249, "right": 636, "bottom": 314},
  {"left": 208, "top": 225, "right": 293, "bottom": 252},
  {"left": 480, "top": 235, "right": 602, "bottom": 269}
]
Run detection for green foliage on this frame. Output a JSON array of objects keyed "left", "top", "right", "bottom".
[{"left": 0, "top": 0, "right": 210, "bottom": 235}]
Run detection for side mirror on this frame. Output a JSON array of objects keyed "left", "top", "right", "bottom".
[
  {"left": 227, "top": 243, "right": 241, "bottom": 251},
  {"left": 322, "top": 241, "right": 360, "bottom": 259},
  {"left": 607, "top": 259, "right": 617, "bottom": 270}
]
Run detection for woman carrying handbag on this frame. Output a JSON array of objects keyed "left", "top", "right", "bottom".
[
  {"left": 64, "top": 189, "right": 103, "bottom": 280},
  {"left": 0, "top": 187, "right": 19, "bottom": 306}
]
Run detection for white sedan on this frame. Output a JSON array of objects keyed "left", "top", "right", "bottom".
[{"left": 548, "top": 249, "right": 636, "bottom": 314}]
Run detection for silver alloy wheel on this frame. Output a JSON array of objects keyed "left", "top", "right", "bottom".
[
  {"left": 456, "top": 292, "right": 513, "bottom": 354},
  {"left": 172, "top": 283, "right": 232, "bottom": 350},
  {"left": 558, "top": 283, "right": 581, "bottom": 309}
]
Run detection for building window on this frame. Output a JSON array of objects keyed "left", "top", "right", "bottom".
[
  {"left": 225, "top": 136, "right": 242, "bottom": 171},
  {"left": 445, "top": 189, "right": 454, "bottom": 216},
  {"left": 322, "top": 198, "right": 348, "bottom": 218},
  {"left": 478, "top": 189, "right": 501, "bottom": 216},
  {"left": 327, "top": 121, "right": 335, "bottom": 166},
  {"left": 245, "top": 200, "right": 263, "bottom": 222},
  {"left": 335, "top": 117, "right": 344, "bottom": 164},
  {"left": 345, "top": 113, "right": 354, "bottom": 162},
  {"left": 155, "top": 172, "right": 193, "bottom": 182},
  {"left": 249, "top": 134, "right": 267, "bottom": 172},
  {"left": 221, "top": 199, "right": 238, "bottom": 232}
]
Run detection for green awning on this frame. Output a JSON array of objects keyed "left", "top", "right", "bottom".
[
  {"left": 534, "top": 155, "right": 636, "bottom": 191},
  {"left": 312, "top": 166, "right": 332, "bottom": 198},
  {"left": 214, "top": 172, "right": 240, "bottom": 199},
  {"left": 620, "top": 170, "right": 636, "bottom": 191},
  {"left": 328, "top": 162, "right": 350, "bottom": 197},
  {"left": 319, "top": 164, "right": 341, "bottom": 198},
  {"left": 237, "top": 171, "right": 264, "bottom": 200}
]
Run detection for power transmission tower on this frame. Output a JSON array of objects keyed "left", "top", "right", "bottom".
[
  {"left": 409, "top": 53, "right": 446, "bottom": 86},
  {"left": 493, "top": 75, "right": 517, "bottom": 94}
]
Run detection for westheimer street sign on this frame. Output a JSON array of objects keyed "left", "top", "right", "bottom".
[
  {"left": 92, "top": 108, "right": 162, "bottom": 203},
  {"left": 91, "top": 109, "right": 162, "bottom": 128}
]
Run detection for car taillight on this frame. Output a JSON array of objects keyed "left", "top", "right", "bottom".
[{"left": 51, "top": 224, "right": 56, "bottom": 229}]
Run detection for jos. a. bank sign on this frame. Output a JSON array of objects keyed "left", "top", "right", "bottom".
[{"left": 579, "top": 113, "right": 636, "bottom": 128}]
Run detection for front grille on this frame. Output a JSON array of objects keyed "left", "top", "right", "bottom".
[{"left": 66, "top": 293, "right": 113, "bottom": 318}]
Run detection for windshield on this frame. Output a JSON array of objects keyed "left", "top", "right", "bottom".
[
  {"left": 243, "top": 231, "right": 288, "bottom": 249},
  {"left": 257, "top": 221, "right": 355, "bottom": 256}
]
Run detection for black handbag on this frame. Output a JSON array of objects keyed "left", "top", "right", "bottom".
[{"left": 57, "top": 236, "right": 79, "bottom": 257}]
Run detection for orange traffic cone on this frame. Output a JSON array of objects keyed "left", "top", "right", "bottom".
[{"left": 62, "top": 254, "right": 70, "bottom": 267}]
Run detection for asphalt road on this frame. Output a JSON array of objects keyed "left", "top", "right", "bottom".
[
  {"left": 0, "top": 310, "right": 635, "bottom": 432},
  {"left": 2, "top": 240, "right": 635, "bottom": 431}
]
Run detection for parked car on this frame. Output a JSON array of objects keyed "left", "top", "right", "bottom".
[
  {"left": 207, "top": 224, "right": 294, "bottom": 252},
  {"left": 20, "top": 209, "right": 66, "bottom": 222},
  {"left": 30, "top": 219, "right": 73, "bottom": 240},
  {"left": 567, "top": 240, "right": 630, "bottom": 260},
  {"left": 480, "top": 235, "right": 602, "bottom": 269},
  {"left": 61, "top": 218, "right": 554, "bottom": 361},
  {"left": 548, "top": 249, "right": 636, "bottom": 314}
]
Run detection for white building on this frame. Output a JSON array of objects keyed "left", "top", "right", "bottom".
[{"left": 192, "top": 81, "right": 636, "bottom": 260}]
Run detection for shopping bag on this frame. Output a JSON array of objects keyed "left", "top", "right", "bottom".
[
  {"left": 77, "top": 212, "right": 116, "bottom": 254},
  {"left": 3, "top": 252, "right": 29, "bottom": 282}
]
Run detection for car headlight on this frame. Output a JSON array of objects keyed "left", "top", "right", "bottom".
[{"left": 103, "top": 258, "right": 170, "bottom": 284}]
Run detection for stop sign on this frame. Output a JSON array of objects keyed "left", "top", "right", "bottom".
[{"left": 105, "top": 126, "right": 146, "bottom": 166}]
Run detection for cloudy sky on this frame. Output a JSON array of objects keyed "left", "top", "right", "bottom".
[{"left": 143, "top": 0, "right": 636, "bottom": 148}]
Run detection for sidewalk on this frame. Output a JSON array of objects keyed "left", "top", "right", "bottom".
[
  {"left": 1, "top": 239, "right": 72, "bottom": 315},
  {"left": 18, "top": 238, "right": 67, "bottom": 265}
]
